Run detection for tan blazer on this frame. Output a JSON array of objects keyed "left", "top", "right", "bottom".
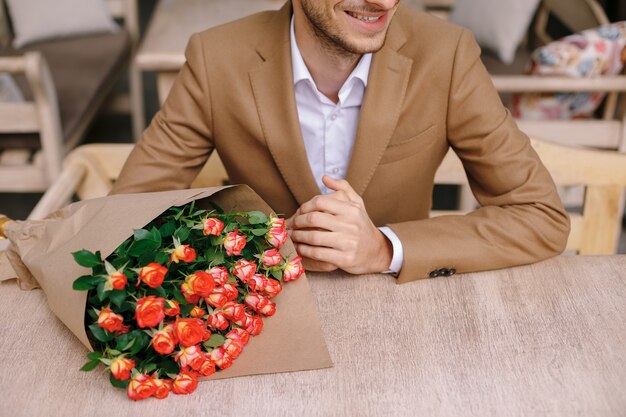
[{"left": 112, "top": 2, "right": 570, "bottom": 283}]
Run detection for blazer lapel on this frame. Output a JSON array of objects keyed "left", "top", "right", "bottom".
[
  {"left": 249, "top": 2, "right": 320, "bottom": 206},
  {"left": 346, "top": 22, "right": 412, "bottom": 196}
]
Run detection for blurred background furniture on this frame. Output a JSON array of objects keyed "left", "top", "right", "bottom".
[
  {"left": 27, "top": 137, "right": 626, "bottom": 255},
  {"left": 0, "top": 0, "right": 143, "bottom": 193}
]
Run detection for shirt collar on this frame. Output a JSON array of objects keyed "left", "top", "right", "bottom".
[{"left": 290, "top": 16, "right": 372, "bottom": 90}]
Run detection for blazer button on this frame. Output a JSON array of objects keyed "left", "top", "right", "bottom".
[
  {"left": 429, "top": 270, "right": 439, "bottom": 278},
  {"left": 448, "top": 268, "right": 456, "bottom": 276},
  {"left": 439, "top": 268, "right": 449, "bottom": 276}
]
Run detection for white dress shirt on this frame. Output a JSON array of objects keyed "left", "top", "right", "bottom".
[{"left": 290, "top": 18, "right": 404, "bottom": 274}]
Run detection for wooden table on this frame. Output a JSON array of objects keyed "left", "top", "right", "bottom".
[
  {"left": 1, "top": 255, "right": 625, "bottom": 416},
  {"left": 136, "top": 0, "right": 284, "bottom": 104}
]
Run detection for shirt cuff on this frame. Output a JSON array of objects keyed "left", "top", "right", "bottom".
[{"left": 378, "top": 226, "right": 404, "bottom": 275}]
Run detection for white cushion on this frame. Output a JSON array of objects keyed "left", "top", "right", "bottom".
[
  {"left": 5, "top": 0, "right": 118, "bottom": 48},
  {"left": 449, "top": 0, "right": 541, "bottom": 64}
]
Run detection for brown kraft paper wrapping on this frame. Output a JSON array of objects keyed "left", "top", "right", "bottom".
[{"left": 3, "top": 185, "right": 333, "bottom": 380}]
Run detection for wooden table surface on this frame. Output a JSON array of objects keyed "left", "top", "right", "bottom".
[{"left": 1, "top": 255, "right": 624, "bottom": 416}]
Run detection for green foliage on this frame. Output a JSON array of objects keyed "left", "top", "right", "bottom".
[{"left": 72, "top": 250, "right": 102, "bottom": 268}]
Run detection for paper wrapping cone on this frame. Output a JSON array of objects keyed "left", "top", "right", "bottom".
[{"left": 3, "top": 185, "right": 332, "bottom": 380}]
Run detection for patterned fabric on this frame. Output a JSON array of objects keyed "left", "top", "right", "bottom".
[{"left": 513, "top": 21, "right": 626, "bottom": 120}]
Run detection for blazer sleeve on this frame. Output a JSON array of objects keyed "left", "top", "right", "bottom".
[
  {"left": 388, "top": 29, "right": 570, "bottom": 283},
  {"left": 111, "top": 33, "right": 214, "bottom": 194}
]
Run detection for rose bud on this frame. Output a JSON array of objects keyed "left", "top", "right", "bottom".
[
  {"left": 97, "top": 307, "right": 124, "bottom": 333},
  {"left": 207, "top": 311, "right": 229, "bottom": 331},
  {"left": 283, "top": 256, "right": 304, "bottom": 282},
  {"left": 138, "top": 262, "right": 168, "bottom": 288},
  {"left": 205, "top": 286, "right": 228, "bottom": 308},
  {"left": 266, "top": 217, "right": 287, "bottom": 248},
  {"left": 236, "top": 312, "right": 264, "bottom": 336},
  {"left": 170, "top": 243, "right": 196, "bottom": 264},
  {"left": 203, "top": 217, "right": 224, "bottom": 236},
  {"left": 117, "top": 324, "right": 130, "bottom": 335},
  {"left": 223, "top": 228, "right": 246, "bottom": 256},
  {"left": 127, "top": 374, "right": 156, "bottom": 401},
  {"left": 207, "top": 266, "right": 229, "bottom": 286},
  {"left": 181, "top": 283, "right": 201, "bottom": 304},
  {"left": 105, "top": 271, "right": 127, "bottom": 291},
  {"left": 172, "top": 371, "right": 198, "bottom": 395},
  {"left": 153, "top": 378, "right": 173, "bottom": 399},
  {"left": 222, "top": 283, "right": 239, "bottom": 301},
  {"left": 223, "top": 338, "right": 244, "bottom": 359},
  {"left": 175, "top": 318, "right": 206, "bottom": 347},
  {"left": 164, "top": 300, "right": 180, "bottom": 317},
  {"left": 210, "top": 347, "right": 233, "bottom": 370},
  {"left": 198, "top": 358, "right": 216, "bottom": 377},
  {"left": 221, "top": 301, "right": 245, "bottom": 321},
  {"left": 232, "top": 259, "right": 255, "bottom": 283},
  {"left": 110, "top": 357, "right": 135, "bottom": 381},
  {"left": 186, "top": 271, "right": 216, "bottom": 297},
  {"left": 226, "top": 328, "right": 250, "bottom": 345},
  {"left": 245, "top": 293, "right": 276, "bottom": 317},
  {"left": 246, "top": 274, "right": 266, "bottom": 292},
  {"left": 174, "top": 345, "right": 203, "bottom": 369},
  {"left": 263, "top": 278, "right": 282, "bottom": 298},
  {"left": 189, "top": 306, "right": 206, "bottom": 318},
  {"left": 151, "top": 329, "right": 177, "bottom": 355},
  {"left": 261, "top": 248, "right": 283, "bottom": 266},
  {"left": 135, "top": 296, "right": 166, "bottom": 328}
]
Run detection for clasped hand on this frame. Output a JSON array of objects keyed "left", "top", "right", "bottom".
[{"left": 286, "top": 176, "right": 392, "bottom": 274}]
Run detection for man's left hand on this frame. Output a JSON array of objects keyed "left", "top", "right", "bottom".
[{"left": 287, "top": 176, "right": 392, "bottom": 274}]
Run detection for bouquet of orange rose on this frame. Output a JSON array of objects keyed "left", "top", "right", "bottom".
[{"left": 72, "top": 201, "right": 304, "bottom": 400}]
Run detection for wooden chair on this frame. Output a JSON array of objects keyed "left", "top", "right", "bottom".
[
  {"left": 20, "top": 138, "right": 626, "bottom": 255},
  {"left": 0, "top": 0, "right": 144, "bottom": 193}
]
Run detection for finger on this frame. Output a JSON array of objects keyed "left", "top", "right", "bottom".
[
  {"left": 291, "top": 210, "right": 347, "bottom": 232},
  {"left": 285, "top": 208, "right": 300, "bottom": 230},
  {"left": 298, "top": 256, "right": 338, "bottom": 272},
  {"left": 290, "top": 229, "right": 348, "bottom": 250},
  {"left": 322, "top": 176, "right": 361, "bottom": 204},
  {"left": 298, "top": 194, "right": 356, "bottom": 216},
  {"left": 294, "top": 242, "right": 346, "bottom": 266}
]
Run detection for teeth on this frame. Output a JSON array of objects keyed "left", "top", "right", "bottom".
[{"left": 347, "top": 12, "right": 380, "bottom": 22}]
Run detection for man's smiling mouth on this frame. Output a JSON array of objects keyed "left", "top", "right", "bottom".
[{"left": 345, "top": 11, "right": 381, "bottom": 22}]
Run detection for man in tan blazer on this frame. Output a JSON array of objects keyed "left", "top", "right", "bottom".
[{"left": 112, "top": 0, "right": 570, "bottom": 283}]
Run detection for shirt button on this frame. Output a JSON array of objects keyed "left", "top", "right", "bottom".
[
  {"left": 330, "top": 113, "right": 338, "bottom": 121},
  {"left": 332, "top": 168, "right": 339, "bottom": 174}
]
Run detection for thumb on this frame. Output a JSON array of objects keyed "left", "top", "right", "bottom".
[{"left": 322, "top": 176, "right": 360, "bottom": 203}]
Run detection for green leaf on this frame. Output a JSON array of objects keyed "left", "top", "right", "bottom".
[
  {"left": 116, "top": 334, "right": 135, "bottom": 352},
  {"left": 72, "top": 250, "right": 102, "bottom": 268},
  {"left": 203, "top": 333, "right": 226, "bottom": 349},
  {"left": 72, "top": 275, "right": 103, "bottom": 291},
  {"left": 133, "top": 228, "right": 151, "bottom": 241},
  {"left": 248, "top": 211, "right": 268, "bottom": 225},
  {"left": 88, "top": 324, "right": 114, "bottom": 343},
  {"left": 270, "top": 269, "right": 283, "bottom": 282},
  {"left": 129, "top": 331, "right": 150, "bottom": 356},
  {"left": 143, "top": 363, "right": 157, "bottom": 374},
  {"left": 172, "top": 286, "right": 186, "bottom": 304},
  {"left": 156, "top": 358, "right": 180, "bottom": 375},
  {"left": 96, "top": 281, "right": 107, "bottom": 302},
  {"left": 149, "top": 227, "right": 162, "bottom": 247},
  {"left": 160, "top": 222, "right": 176, "bottom": 237},
  {"left": 108, "top": 349, "right": 121, "bottom": 356},
  {"left": 86, "top": 351, "right": 102, "bottom": 361},
  {"left": 80, "top": 360, "right": 100, "bottom": 372},
  {"left": 109, "top": 290, "right": 127, "bottom": 308},
  {"left": 154, "top": 252, "right": 169, "bottom": 264},
  {"left": 175, "top": 227, "right": 190, "bottom": 242},
  {"left": 109, "top": 372, "right": 130, "bottom": 388},
  {"left": 128, "top": 239, "right": 160, "bottom": 257},
  {"left": 251, "top": 228, "right": 269, "bottom": 236}
]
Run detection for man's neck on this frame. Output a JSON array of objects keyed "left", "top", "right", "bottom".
[{"left": 293, "top": 12, "right": 361, "bottom": 103}]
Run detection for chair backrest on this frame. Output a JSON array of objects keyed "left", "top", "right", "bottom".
[
  {"left": 435, "top": 138, "right": 626, "bottom": 254},
  {"left": 27, "top": 139, "right": 626, "bottom": 255},
  {"left": 535, "top": 0, "right": 609, "bottom": 45}
]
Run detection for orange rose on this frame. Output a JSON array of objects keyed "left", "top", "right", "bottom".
[
  {"left": 232, "top": 259, "right": 256, "bottom": 282},
  {"left": 175, "top": 318, "right": 206, "bottom": 347},
  {"left": 181, "top": 283, "right": 201, "bottom": 304},
  {"left": 186, "top": 271, "right": 216, "bottom": 297},
  {"left": 203, "top": 217, "right": 224, "bottom": 236},
  {"left": 261, "top": 248, "right": 283, "bottom": 266},
  {"left": 127, "top": 374, "right": 156, "bottom": 401},
  {"left": 263, "top": 278, "right": 282, "bottom": 298},
  {"left": 105, "top": 271, "right": 127, "bottom": 291},
  {"left": 236, "top": 312, "right": 264, "bottom": 336},
  {"left": 110, "top": 357, "right": 135, "bottom": 381},
  {"left": 198, "top": 358, "right": 216, "bottom": 376},
  {"left": 226, "top": 328, "right": 250, "bottom": 346},
  {"left": 174, "top": 345, "right": 203, "bottom": 369},
  {"left": 189, "top": 306, "right": 206, "bottom": 318},
  {"left": 97, "top": 308, "right": 124, "bottom": 333},
  {"left": 207, "top": 266, "right": 229, "bottom": 286},
  {"left": 205, "top": 287, "right": 228, "bottom": 309},
  {"left": 283, "top": 256, "right": 304, "bottom": 282},
  {"left": 135, "top": 296, "right": 166, "bottom": 328},
  {"left": 221, "top": 301, "right": 245, "bottom": 321},
  {"left": 223, "top": 338, "right": 244, "bottom": 359},
  {"left": 207, "top": 311, "right": 229, "bottom": 331},
  {"left": 247, "top": 274, "right": 266, "bottom": 292},
  {"left": 153, "top": 378, "right": 173, "bottom": 399},
  {"left": 172, "top": 371, "right": 198, "bottom": 395},
  {"left": 266, "top": 217, "right": 287, "bottom": 248},
  {"left": 164, "top": 300, "right": 180, "bottom": 317},
  {"left": 151, "top": 328, "right": 177, "bottom": 355},
  {"left": 244, "top": 293, "right": 276, "bottom": 316},
  {"left": 210, "top": 347, "right": 233, "bottom": 370},
  {"left": 223, "top": 228, "right": 246, "bottom": 256},
  {"left": 138, "top": 262, "right": 167, "bottom": 288},
  {"left": 170, "top": 244, "right": 196, "bottom": 264}
]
